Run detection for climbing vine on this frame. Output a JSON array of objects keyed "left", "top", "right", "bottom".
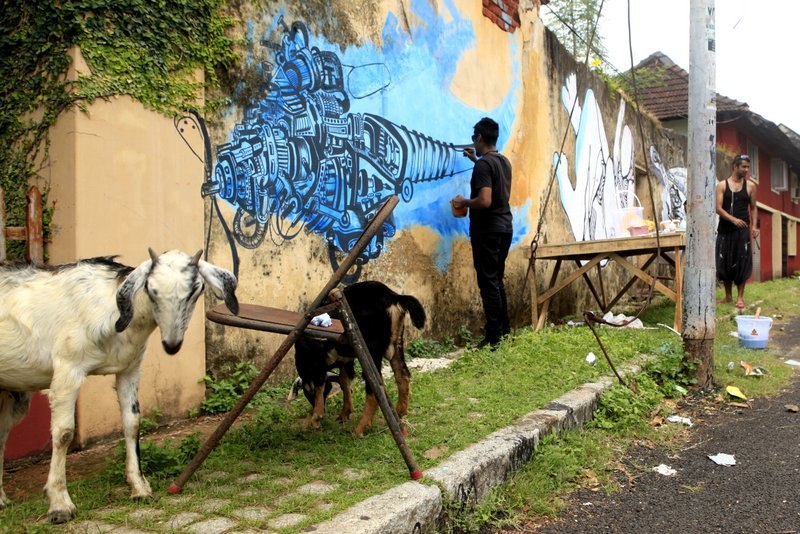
[{"left": 0, "top": 0, "right": 239, "bottom": 258}]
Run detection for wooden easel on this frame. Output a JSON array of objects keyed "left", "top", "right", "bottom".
[{"left": 169, "top": 195, "right": 421, "bottom": 494}]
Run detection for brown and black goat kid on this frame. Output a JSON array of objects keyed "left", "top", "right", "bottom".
[{"left": 294, "top": 281, "right": 425, "bottom": 437}]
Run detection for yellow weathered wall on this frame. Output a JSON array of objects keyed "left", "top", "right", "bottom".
[
  {"left": 44, "top": 49, "right": 207, "bottom": 446},
  {"left": 202, "top": 0, "right": 685, "bottom": 376},
  {"left": 201, "top": 0, "right": 561, "bottom": 380}
]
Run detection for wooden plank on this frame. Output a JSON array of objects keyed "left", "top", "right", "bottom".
[
  {"left": 536, "top": 258, "right": 563, "bottom": 331},
  {"left": 4, "top": 227, "right": 26, "bottom": 240},
  {"left": 207, "top": 303, "right": 345, "bottom": 341},
  {"left": 608, "top": 253, "right": 677, "bottom": 301},
  {"left": 604, "top": 253, "right": 658, "bottom": 311},
  {"left": 0, "top": 187, "right": 5, "bottom": 262},
  {"left": 524, "top": 233, "right": 686, "bottom": 260},
  {"left": 26, "top": 186, "right": 43, "bottom": 263},
  {"left": 538, "top": 254, "right": 606, "bottom": 303},
  {"left": 673, "top": 246, "right": 684, "bottom": 333},
  {"left": 528, "top": 259, "right": 540, "bottom": 327}
]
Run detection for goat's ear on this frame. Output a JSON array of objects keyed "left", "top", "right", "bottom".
[
  {"left": 115, "top": 260, "right": 153, "bottom": 332},
  {"left": 198, "top": 260, "right": 239, "bottom": 314}
]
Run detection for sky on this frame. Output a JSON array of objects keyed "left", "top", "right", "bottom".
[{"left": 594, "top": 0, "right": 800, "bottom": 134}]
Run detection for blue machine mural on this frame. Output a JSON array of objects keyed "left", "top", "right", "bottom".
[
  {"left": 203, "top": 18, "right": 476, "bottom": 276},
  {"left": 198, "top": 9, "right": 529, "bottom": 279}
]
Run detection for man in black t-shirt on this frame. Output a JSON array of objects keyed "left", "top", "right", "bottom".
[{"left": 451, "top": 117, "right": 513, "bottom": 349}]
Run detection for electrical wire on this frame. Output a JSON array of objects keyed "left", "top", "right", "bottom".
[{"left": 537, "top": 0, "right": 679, "bottom": 389}]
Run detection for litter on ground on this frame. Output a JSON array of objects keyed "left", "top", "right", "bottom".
[
  {"left": 740, "top": 361, "right": 766, "bottom": 376},
  {"left": 725, "top": 385, "right": 747, "bottom": 400},
  {"left": 667, "top": 415, "right": 693, "bottom": 426},
  {"left": 708, "top": 453, "right": 736, "bottom": 466},
  {"left": 653, "top": 464, "right": 677, "bottom": 476},
  {"left": 602, "top": 312, "right": 643, "bottom": 328}
]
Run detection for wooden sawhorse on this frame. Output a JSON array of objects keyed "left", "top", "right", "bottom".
[
  {"left": 169, "top": 195, "right": 422, "bottom": 494},
  {"left": 525, "top": 233, "right": 686, "bottom": 332}
]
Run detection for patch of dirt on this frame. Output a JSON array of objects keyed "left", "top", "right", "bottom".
[{"left": 4, "top": 414, "right": 232, "bottom": 503}]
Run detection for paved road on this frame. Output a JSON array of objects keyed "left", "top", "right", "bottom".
[{"left": 510, "top": 318, "right": 800, "bottom": 534}]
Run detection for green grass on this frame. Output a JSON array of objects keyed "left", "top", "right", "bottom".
[
  {"left": 464, "top": 278, "right": 800, "bottom": 532},
  {"left": 2, "top": 279, "right": 798, "bottom": 533}
]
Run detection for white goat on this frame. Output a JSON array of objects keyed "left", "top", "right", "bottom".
[{"left": 0, "top": 249, "right": 238, "bottom": 523}]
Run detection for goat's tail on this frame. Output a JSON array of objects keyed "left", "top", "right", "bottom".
[{"left": 396, "top": 294, "right": 426, "bottom": 329}]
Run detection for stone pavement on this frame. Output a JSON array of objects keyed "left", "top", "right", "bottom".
[{"left": 61, "top": 356, "right": 648, "bottom": 534}]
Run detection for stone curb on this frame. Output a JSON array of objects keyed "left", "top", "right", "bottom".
[{"left": 311, "top": 361, "right": 646, "bottom": 534}]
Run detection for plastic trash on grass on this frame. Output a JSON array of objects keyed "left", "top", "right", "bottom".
[
  {"left": 725, "top": 385, "right": 747, "bottom": 400},
  {"left": 585, "top": 352, "right": 597, "bottom": 366},
  {"left": 740, "top": 361, "right": 765, "bottom": 376},
  {"left": 667, "top": 415, "right": 693, "bottom": 427}
]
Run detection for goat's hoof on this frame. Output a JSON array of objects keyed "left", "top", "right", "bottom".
[
  {"left": 336, "top": 412, "right": 352, "bottom": 422},
  {"left": 48, "top": 508, "right": 76, "bottom": 524}
]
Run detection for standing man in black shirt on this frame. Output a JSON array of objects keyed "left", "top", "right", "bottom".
[
  {"left": 451, "top": 117, "right": 513, "bottom": 349},
  {"left": 715, "top": 154, "right": 759, "bottom": 309}
]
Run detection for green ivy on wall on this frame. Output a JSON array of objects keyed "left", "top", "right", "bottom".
[{"left": 0, "top": 0, "right": 239, "bottom": 258}]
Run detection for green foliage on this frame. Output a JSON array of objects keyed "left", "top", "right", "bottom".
[
  {"left": 0, "top": 1, "right": 238, "bottom": 258},
  {"left": 611, "top": 64, "right": 673, "bottom": 101},
  {"left": 406, "top": 336, "right": 455, "bottom": 359},
  {"left": 541, "top": 0, "right": 607, "bottom": 65},
  {"left": 589, "top": 374, "right": 663, "bottom": 432},
  {"left": 104, "top": 433, "right": 201, "bottom": 482},
  {"left": 138, "top": 406, "right": 164, "bottom": 435},
  {"left": 642, "top": 340, "right": 697, "bottom": 397},
  {"left": 457, "top": 324, "right": 478, "bottom": 346},
  {"left": 201, "top": 361, "right": 259, "bottom": 415}
]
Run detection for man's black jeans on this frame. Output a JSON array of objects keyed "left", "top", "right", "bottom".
[{"left": 470, "top": 232, "right": 512, "bottom": 342}]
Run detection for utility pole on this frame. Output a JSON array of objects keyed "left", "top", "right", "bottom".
[{"left": 684, "top": 0, "right": 717, "bottom": 387}]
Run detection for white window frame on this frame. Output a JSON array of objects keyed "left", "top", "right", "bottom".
[
  {"left": 771, "top": 157, "right": 789, "bottom": 192},
  {"left": 792, "top": 171, "right": 800, "bottom": 202},
  {"left": 747, "top": 140, "right": 759, "bottom": 182}
]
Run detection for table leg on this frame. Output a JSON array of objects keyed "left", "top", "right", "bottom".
[
  {"left": 605, "top": 253, "right": 658, "bottom": 312},
  {"left": 575, "top": 260, "right": 607, "bottom": 310},
  {"left": 537, "top": 259, "right": 562, "bottom": 331},
  {"left": 529, "top": 258, "right": 540, "bottom": 328},
  {"left": 673, "top": 246, "right": 684, "bottom": 333}
]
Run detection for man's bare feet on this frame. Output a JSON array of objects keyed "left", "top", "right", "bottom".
[{"left": 735, "top": 300, "right": 745, "bottom": 310}]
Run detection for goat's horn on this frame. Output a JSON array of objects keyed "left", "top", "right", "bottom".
[
  {"left": 190, "top": 249, "right": 203, "bottom": 266},
  {"left": 148, "top": 247, "right": 159, "bottom": 265}
]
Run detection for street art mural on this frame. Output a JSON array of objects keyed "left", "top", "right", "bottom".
[
  {"left": 554, "top": 74, "right": 636, "bottom": 241},
  {"left": 198, "top": 11, "right": 530, "bottom": 279},
  {"left": 649, "top": 146, "right": 688, "bottom": 223}
]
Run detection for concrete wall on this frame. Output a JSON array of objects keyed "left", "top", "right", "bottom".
[
  {"left": 202, "top": 0, "right": 687, "bottom": 376},
  {"left": 6, "top": 0, "right": 692, "bottom": 458},
  {"left": 41, "top": 49, "right": 208, "bottom": 446}
]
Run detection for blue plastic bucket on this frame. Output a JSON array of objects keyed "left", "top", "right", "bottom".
[{"left": 735, "top": 315, "right": 772, "bottom": 349}]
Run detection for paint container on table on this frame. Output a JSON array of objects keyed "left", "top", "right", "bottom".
[
  {"left": 450, "top": 200, "right": 467, "bottom": 218},
  {"left": 609, "top": 192, "right": 644, "bottom": 237}
]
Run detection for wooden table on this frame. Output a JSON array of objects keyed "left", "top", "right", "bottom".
[{"left": 525, "top": 233, "right": 686, "bottom": 332}]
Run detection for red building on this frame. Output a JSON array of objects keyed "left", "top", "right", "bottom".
[{"left": 635, "top": 52, "right": 800, "bottom": 281}]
